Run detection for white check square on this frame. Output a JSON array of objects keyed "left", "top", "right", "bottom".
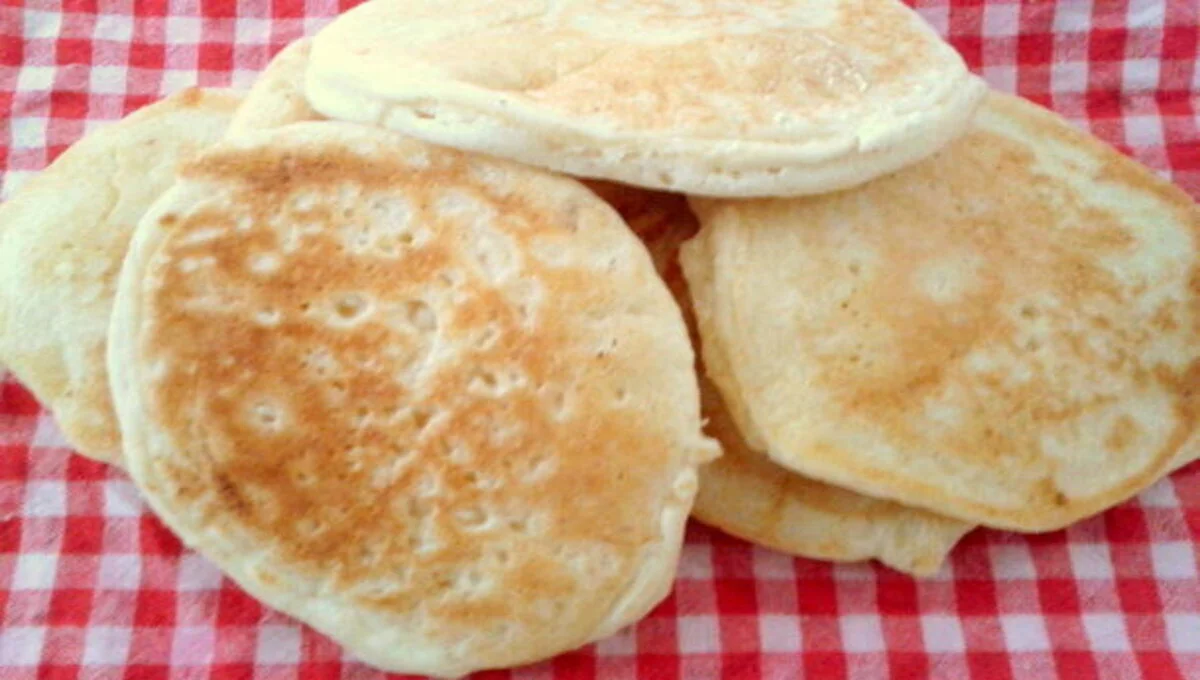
[
  {"left": 303, "top": 16, "right": 335, "bottom": 36},
  {"left": 98, "top": 554, "right": 142, "bottom": 590},
  {"left": 23, "top": 481, "right": 65, "bottom": 517},
  {"left": 164, "top": 15, "right": 202, "bottom": 44},
  {"left": 921, "top": 615, "right": 966, "bottom": 653},
  {"left": 594, "top": 630, "right": 637, "bottom": 657},
  {"left": 1069, "top": 542, "right": 1115, "bottom": 580},
  {"left": 235, "top": 17, "right": 270, "bottom": 44},
  {"left": 984, "top": 66, "right": 1018, "bottom": 95},
  {"left": 104, "top": 481, "right": 144, "bottom": 517},
  {"left": 991, "top": 543, "right": 1038, "bottom": 580},
  {"left": 23, "top": 10, "right": 61, "bottom": 39},
  {"left": 1138, "top": 477, "right": 1180, "bottom": 508},
  {"left": 677, "top": 616, "right": 720, "bottom": 654},
  {"left": 161, "top": 70, "right": 200, "bottom": 93},
  {"left": 1082, "top": 614, "right": 1131, "bottom": 652},
  {"left": 1052, "top": 1, "right": 1093, "bottom": 32},
  {"left": 32, "top": 416, "right": 71, "bottom": 449},
  {"left": 982, "top": 2, "right": 1019, "bottom": 37},
  {"left": 1001, "top": 615, "right": 1051, "bottom": 652},
  {"left": 677, "top": 544, "right": 713, "bottom": 579},
  {"left": 840, "top": 615, "right": 884, "bottom": 653},
  {"left": 83, "top": 626, "right": 131, "bottom": 665},
  {"left": 1051, "top": 61, "right": 1089, "bottom": 93},
  {"left": 8, "top": 117, "right": 48, "bottom": 150},
  {"left": 0, "top": 627, "right": 45, "bottom": 666},
  {"left": 93, "top": 14, "right": 134, "bottom": 42},
  {"left": 172, "top": 626, "right": 216, "bottom": 666},
  {"left": 1166, "top": 615, "right": 1200, "bottom": 652},
  {"left": 16, "top": 65, "right": 55, "bottom": 92},
  {"left": 89, "top": 66, "right": 129, "bottom": 95},
  {"left": 1151, "top": 542, "right": 1197, "bottom": 580},
  {"left": 230, "top": 66, "right": 262, "bottom": 90},
  {"left": 1123, "top": 59, "right": 1161, "bottom": 91},
  {"left": 255, "top": 624, "right": 302, "bottom": 665},
  {"left": 759, "top": 615, "right": 800, "bottom": 653},
  {"left": 751, "top": 547, "right": 795, "bottom": 580},
  {"left": 177, "top": 552, "right": 225, "bottom": 592},
  {"left": 12, "top": 553, "right": 57, "bottom": 590},
  {"left": 1124, "top": 114, "right": 1164, "bottom": 148}
]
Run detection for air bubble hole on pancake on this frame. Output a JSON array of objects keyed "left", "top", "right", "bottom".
[{"left": 107, "top": 121, "right": 714, "bottom": 677}]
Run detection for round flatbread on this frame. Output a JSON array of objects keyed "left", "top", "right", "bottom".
[
  {"left": 0, "top": 88, "right": 241, "bottom": 464},
  {"left": 601, "top": 183, "right": 972, "bottom": 576},
  {"left": 681, "top": 92, "right": 1200, "bottom": 532},
  {"left": 108, "top": 122, "right": 717, "bottom": 676},
  {"left": 305, "top": 0, "right": 987, "bottom": 197},
  {"left": 227, "top": 39, "right": 323, "bottom": 136}
]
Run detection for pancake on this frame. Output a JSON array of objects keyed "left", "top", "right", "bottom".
[
  {"left": 107, "top": 122, "right": 718, "bottom": 676},
  {"left": 0, "top": 88, "right": 241, "bottom": 464},
  {"left": 681, "top": 92, "right": 1200, "bottom": 532},
  {"left": 305, "top": 0, "right": 987, "bottom": 197},
  {"left": 227, "top": 39, "right": 323, "bottom": 136},
  {"left": 600, "top": 183, "right": 972, "bottom": 576}
]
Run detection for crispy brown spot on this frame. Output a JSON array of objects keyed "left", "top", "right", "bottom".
[
  {"left": 1105, "top": 415, "right": 1140, "bottom": 453},
  {"left": 136, "top": 127, "right": 691, "bottom": 656}
]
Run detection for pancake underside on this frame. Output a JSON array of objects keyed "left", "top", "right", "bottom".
[
  {"left": 0, "top": 88, "right": 240, "bottom": 464},
  {"left": 305, "top": 0, "right": 986, "bottom": 196}
]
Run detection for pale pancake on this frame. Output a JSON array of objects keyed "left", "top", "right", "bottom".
[
  {"left": 681, "top": 92, "right": 1200, "bottom": 532},
  {"left": 0, "top": 88, "right": 240, "bottom": 464},
  {"left": 227, "top": 39, "right": 323, "bottom": 136},
  {"left": 108, "top": 122, "right": 718, "bottom": 677},
  {"left": 600, "top": 183, "right": 971, "bottom": 576},
  {"left": 306, "top": 0, "right": 987, "bottom": 197}
]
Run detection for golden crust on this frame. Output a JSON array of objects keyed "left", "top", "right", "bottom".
[
  {"left": 685, "top": 92, "right": 1200, "bottom": 531},
  {"left": 598, "top": 183, "right": 971, "bottom": 576},
  {"left": 0, "top": 88, "right": 240, "bottom": 464},
  {"left": 109, "top": 123, "right": 715, "bottom": 676}
]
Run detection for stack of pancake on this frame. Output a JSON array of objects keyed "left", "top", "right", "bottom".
[{"left": 2, "top": 1, "right": 1197, "bottom": 675}]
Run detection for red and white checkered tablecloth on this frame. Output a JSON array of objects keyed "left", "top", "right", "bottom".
[{"left": 1, "top": 1, "right": 1198, "bottom": 678}]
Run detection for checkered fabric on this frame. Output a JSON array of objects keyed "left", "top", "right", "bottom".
[{"left": 1, "top": 0, "right": 1198, "bottom": 678}]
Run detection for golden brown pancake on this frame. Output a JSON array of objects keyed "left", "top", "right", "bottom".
[
  {"left": 108, "top": 122, "right": 717, "bottom": 677},
  {"left": 682, "top": 92, "right": 1200, "bottom": 532},
  {"left": 597, "top": 183, "right": 972, "bottom": 576}
]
